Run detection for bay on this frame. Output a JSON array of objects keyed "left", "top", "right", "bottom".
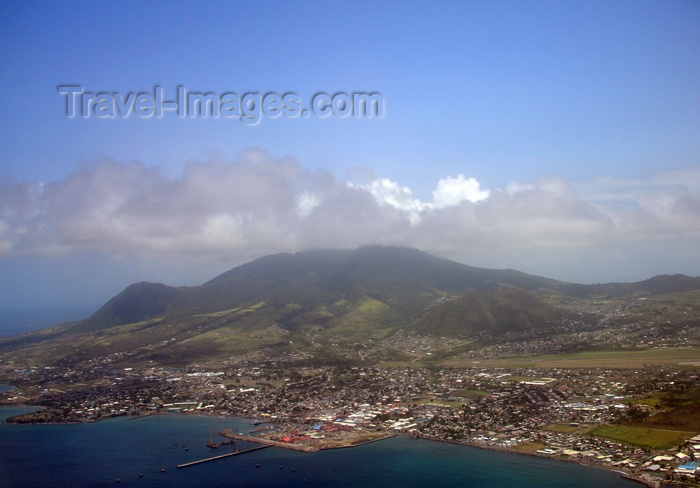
[{"left": 0, "top": 407, "right": 641, "bottom": 487}]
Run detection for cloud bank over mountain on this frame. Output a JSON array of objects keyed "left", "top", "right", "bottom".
[{"left": 1, "top": 149, "right": 699, "bottom": 284}]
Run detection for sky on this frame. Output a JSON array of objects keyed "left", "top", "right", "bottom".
[{"left": 1, "top": 1, "right": 699, "bottom": 328}]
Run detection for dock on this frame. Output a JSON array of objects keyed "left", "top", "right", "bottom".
[
  {"left": 219, "top": 429, "right": 319, "bottom": 452},
  {"left": 176, "top": 445, "right": 270, "bottom": 468}
]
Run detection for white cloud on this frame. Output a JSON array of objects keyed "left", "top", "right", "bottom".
[
  {"left": 349, "top": 178, "right": 425, "bottom": 224},
  {"left": 505, "top": 181, "right": 533, "bottom": 195},
  {"left": 296, "top": 191, "right": 320, "bottom": 217},
  {"left": 348, "top": 173, "right": 490, "bottom": 223},
  {"left": 431, "top": 174, "right": 490, "bottom": 208},
  {"left": 1, "top": 153, "right": 699, "bottom": 282}
]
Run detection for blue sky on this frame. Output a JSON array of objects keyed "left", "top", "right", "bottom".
[{"left": 1, "top": 1, "right": 699, "bottom": 326}]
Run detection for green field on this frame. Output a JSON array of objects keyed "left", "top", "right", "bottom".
[
  {"left": 443, "top": 348, "right": 700, "bottom": 369},
  {"left": 590, "top": 424, "right": 697, "bottom": 450},
  {"left": 543, "top": 423, "right": 586, "bottom": 434},
  {"left": 449, "top": 389, "right": 490, "bottom": 399},
  {"left": 513, "top": 441, "right": 548, "bottom": 453}
]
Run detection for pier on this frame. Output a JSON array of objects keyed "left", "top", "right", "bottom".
[
  {"left": 176, "top": 445, "right": 270, "bottom": 468},
  {"left": 219, "top": 429, "right": 319, "bottom": 452}
]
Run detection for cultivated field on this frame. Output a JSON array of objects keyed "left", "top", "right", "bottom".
[
  {"left": 590, "top": 424, "right": 697, "bottom": 450},
  {"left": 442, "top": 348, "right": 700, "bottom": 369}
]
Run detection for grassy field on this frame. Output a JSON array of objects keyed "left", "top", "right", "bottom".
[
  {"left": 449, "top": 389, "right": 490, "bottom": 399},
  {"left": 375, "top": 360, "right": 429, "bottom": 368},
  {"left": 513, "top": 441, "right": 548, "bottom": 453},
  {"left": 442, "top": 348, "right": 700, "bottom": 369},
  {"left": 634, "top": 395, "right": 665, "bottom": 409},
  {"left": 590, "top": 424, "right": 697, "bottom": 450},
  {"left": 543, "top": 423, "right": 586, "bottom": 434}
]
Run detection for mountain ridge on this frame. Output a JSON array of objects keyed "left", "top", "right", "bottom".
[
  {"left": 2, "top": 245, "right": 698, "bottom": 367},
  {"left": 75, "top": 245, "right": 567, "bottom": 333},
  {"left": 76, "top": 245, "right": 700, "bottom": 334}
]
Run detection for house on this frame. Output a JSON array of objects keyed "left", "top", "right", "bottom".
[
  {"left": 653, "top": 455, "right": 674, "bottom": 464},
  {"left": 675, "top": 452, "right": 691, "bottom": 463},
  {"left": 675, "top": 462, "right": 699, "bottom": 477}
]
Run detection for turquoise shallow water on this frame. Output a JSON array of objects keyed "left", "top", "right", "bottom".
[{"left": 0, "top": 406, "right": 641, "bottom": 487}]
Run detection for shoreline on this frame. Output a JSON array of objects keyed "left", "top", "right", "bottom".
[
  {"left": 326, "top": 432, "right": 399, "bottom": 450},
  {"left": 0, "top": 406, "right": 668, "bottom": 487},
  {"left": 220, "top": 426, "right": 662, "bottom": 487},
  {"left": 218, "top": 429, "right": 398, "bottom": 452},
  {"left": 411, "top": 434, "right": 660, "bottom": 488}
]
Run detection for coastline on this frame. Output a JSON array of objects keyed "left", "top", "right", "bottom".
[
  {"left": 218, "top": 429, "right": 398, "bottom": 452},
  {"left": 412, "top": 434, "right": 660, "bottom": 488},
  {"left": 0, "top": 407, "right": 668, "bottom": 487},
  {"left": 219, "top": 423, "right": 663, "bottom": 487},
  {"left": 326, "top": 431, "right": 399, "bottom": 450}
]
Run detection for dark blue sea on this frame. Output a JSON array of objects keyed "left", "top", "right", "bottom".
[
  {"left": 0, "top": 304, "right": 97, "bottom": 338},
  {"left": 0, "top": 406, "right": 642, "bottom": 488}
]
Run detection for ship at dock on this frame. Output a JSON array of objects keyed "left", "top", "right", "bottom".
[{"left": 207, "top": 429, "right": 219, "bottom": 449}]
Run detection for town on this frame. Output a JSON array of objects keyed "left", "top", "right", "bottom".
[
  {"left": 3, "top": 356, "right": 700, "bottom": 487},
  {"left": 2, "top": 283, "right": 699, "bottom": 487}
]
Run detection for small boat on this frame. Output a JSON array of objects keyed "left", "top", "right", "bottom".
[{"left": 207, "top": 429, "right": 219, "bottom": 449}]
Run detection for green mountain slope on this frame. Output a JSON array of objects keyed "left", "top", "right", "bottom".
[
  {"left": 2, "top": 246, "right": 698, "bottom": 367},
  {"left": 73, "top": 282, "right": 181, "bottom": 332},
  {"left": 407, "top": 287, "right": 565, "bottom": 337},
  {"left": 72, "top": 245, "right": 566, "bottom": 333}
]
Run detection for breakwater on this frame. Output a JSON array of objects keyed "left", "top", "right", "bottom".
[{"left": 176, "top": 445, "right": 270, "bottom": 468}]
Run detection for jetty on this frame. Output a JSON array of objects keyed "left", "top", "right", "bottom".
[
  {"left": 176, "top": 445, "right": 270, "bottom": 468},
  {"left": 219, "top": 430, "right": 319, "bottom": 452}
]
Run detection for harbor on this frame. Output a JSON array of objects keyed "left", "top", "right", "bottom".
[
  {"left": 0, "top": 406, "right": 644, "bottom": 487},
  {"left": 219, "top": 429, "right": 319, "bottom": 452},
  {"left": 218, "top": 428, "right": 398, "bottom": 452}
]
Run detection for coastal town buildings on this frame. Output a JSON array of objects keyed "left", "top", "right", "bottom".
[{"left": 3, "top": 361, "right": 699, "bottom": 485}]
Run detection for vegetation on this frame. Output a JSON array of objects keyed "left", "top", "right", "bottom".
[
  {"left": 1, "top": 246, "right": 699, "bottom": 368},
  {"left": 408, "top": 287, "right": 566, "bottom": 337},
  {"left": 443, "top": 348, "right": 700, "bottom": 369},
  {"left": 590, "top": 424, "right": 695, "bottom": 450},
  {"left": 632, "top": 387, "right": 700, "bottom": 431},
  {"left": 513, "top": 442, "right": 548, "bottom": 453},
  {"left": 636, "top": 405, "right": 700, "bottom": 432},
  {"left": 449, "top": 389, "right": 489, "bottom": 399},
  {"left": 543, "top": 423, "right": 585, "bottom": 434}
]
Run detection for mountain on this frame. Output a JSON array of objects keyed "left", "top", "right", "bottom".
[
  {"left": 588, "top": 274, "right": 700, "bottom": 297},
  {"left": 71, "top": 282, "right": 181, "bottom": 333},
  {"left": 74, "top": 245, "right": 564, "bottom": 333},
  {"left": 1, "top": 245, "right": 698, "bottom": 367}
]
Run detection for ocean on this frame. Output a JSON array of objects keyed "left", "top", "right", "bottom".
[
  {"left": 0, "top": 304, "right": 97, "bottom": 338},
  {"left": 0, "top": 406, "right": 642, "bottom": 488}
]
